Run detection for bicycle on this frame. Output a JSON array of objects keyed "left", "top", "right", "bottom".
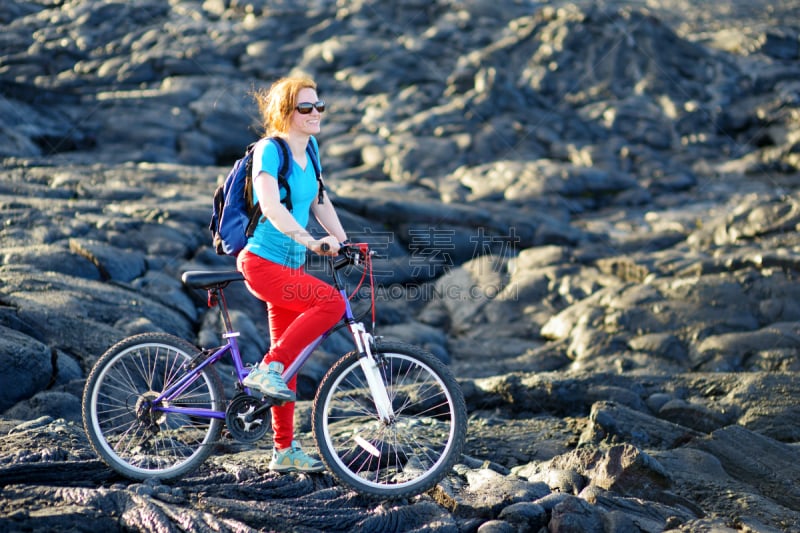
[{"left": 81, "top": 243, "right": 467, "bottom": 500}]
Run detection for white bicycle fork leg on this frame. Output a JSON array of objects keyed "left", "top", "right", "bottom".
[{"left": 351, "top": 323, "right": 394, "bottom": 423}]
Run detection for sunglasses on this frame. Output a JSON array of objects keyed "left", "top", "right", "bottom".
[{"left": 295, "top": 101, "right": 326, "bottom": 114}]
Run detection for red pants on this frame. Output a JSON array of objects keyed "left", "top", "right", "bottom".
[{"left": 237, "top": 251, "right": 345, "bottom": 449}]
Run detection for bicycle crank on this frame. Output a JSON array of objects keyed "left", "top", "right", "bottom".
[{"left": 225, "top": 394, "right": 271, "bottom": 443}]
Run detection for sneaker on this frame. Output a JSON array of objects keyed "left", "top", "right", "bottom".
[
  {"left": 269, "top": 440, "right": 325, "bottom": 473},
  {"left": 243, "top": 361, "right": 296, "bottom": 403}
]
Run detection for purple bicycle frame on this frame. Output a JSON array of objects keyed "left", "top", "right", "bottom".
[{"left": 151, "top": 288, "right": 353, "bottom": 420}]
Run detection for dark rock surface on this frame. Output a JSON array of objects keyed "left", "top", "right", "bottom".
[{"left": 2, "top": 0, "right": 800, "bottom": 531}]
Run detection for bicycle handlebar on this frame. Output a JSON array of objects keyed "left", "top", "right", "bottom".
[{"left": 319, "top": 242, "right": 373, "bottom": 270}]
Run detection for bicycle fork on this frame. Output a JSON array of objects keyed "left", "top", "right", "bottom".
[{"left": 350, "top": 322, "right": 395, "bottom": 424}]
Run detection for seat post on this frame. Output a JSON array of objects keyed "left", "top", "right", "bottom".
[{"left": 214, "top": 287, "right": 237, "bottom": 336}]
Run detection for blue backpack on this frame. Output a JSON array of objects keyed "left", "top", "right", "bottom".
[{"left": 210, "top": 137, "right": 324, "bottom": 256}]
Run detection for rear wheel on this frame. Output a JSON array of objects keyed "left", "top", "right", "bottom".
[
  {"left": 312, "top": 341, "right": 467, "bottom": 499},
  {"left": 82, "top": 332, "right": 224, "bottom": 480}
]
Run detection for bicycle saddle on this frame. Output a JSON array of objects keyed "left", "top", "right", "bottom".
[{"left": 181, "top": 270, "right": 244, "bottom": 290}]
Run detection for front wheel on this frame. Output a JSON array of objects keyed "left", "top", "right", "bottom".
[
  {"left": 82, "top": 332, "right": 224, "bottom": 481},
  {"left": 312, "top": 341, "right": 467, "bottom": 499}
]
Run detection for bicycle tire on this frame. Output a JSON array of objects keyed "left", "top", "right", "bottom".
[
  {"left": 82, "top": 332, "right": 224, "bottom": 481},
  {"left": 312, "top": 341, "right": 467, "bottom": 499}
]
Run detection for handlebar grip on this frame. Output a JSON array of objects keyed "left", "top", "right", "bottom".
[{"left": 320, "top": 242, "right": 331, "bottom": 252}]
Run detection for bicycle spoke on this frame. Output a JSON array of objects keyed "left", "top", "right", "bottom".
[
  {"left": 314, "top": 344, "right": 466, "bottom": 498},
  {"left": 84, "top": 334, "right": 224, "bottom": 480}
]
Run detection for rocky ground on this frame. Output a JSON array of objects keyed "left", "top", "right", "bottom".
[{"left": 2, "top": 0, "right": 800, "bottom": 531}]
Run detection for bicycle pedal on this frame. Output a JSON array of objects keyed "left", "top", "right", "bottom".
[
  {"left": 249, "top": 395, "right": 285, "bottom": 408},
  {"left": 263, "top": 397, "right": 288, "bottom": 407}
]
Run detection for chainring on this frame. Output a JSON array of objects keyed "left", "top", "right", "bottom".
[{"left": 225, "top": 393, "right": 271, "bottom": 443}]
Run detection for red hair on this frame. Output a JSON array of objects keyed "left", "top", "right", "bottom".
[{"left": 254, "top": 77, "right": 317, "bottom": 136}]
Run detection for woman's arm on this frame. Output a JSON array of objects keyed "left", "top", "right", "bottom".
[{"left": 311, "top": 189, "right": 348, "bottom": 243}]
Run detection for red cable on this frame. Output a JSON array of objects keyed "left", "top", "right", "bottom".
[{"left": 345, "top": 243, "right": 377, "bottom": 331}]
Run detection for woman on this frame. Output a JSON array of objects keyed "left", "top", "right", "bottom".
[{"left": 238, "top": 76, "right": 348, "bottom": 473}]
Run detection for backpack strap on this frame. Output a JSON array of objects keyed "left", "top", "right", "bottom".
[
  {"left": 242, "top": 143, "right": 260, "bottom": 239},
  {"left": 271, "top": 137, "right": 294, "bottom": 212},
  {"left": 306, "top": 136, "right": 325, "bottom": 205}
]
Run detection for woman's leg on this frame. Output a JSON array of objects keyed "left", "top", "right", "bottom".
[
  {"left": 239, "top": 252, "right": 344, "bottom": 361},
  {"left": 266, "top": 301, "right": 299, "bottom": 450},
  {"left": 238, "top": 251, "right": 345, "bottom": 449}
]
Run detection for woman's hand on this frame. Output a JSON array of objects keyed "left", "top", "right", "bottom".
[{"left": 311, "top": 236, "right": 340, "bottom": 256}]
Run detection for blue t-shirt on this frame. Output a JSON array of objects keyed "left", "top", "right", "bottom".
[{"left": 245, "top": 137, "right": 321, "bottom": 268}]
